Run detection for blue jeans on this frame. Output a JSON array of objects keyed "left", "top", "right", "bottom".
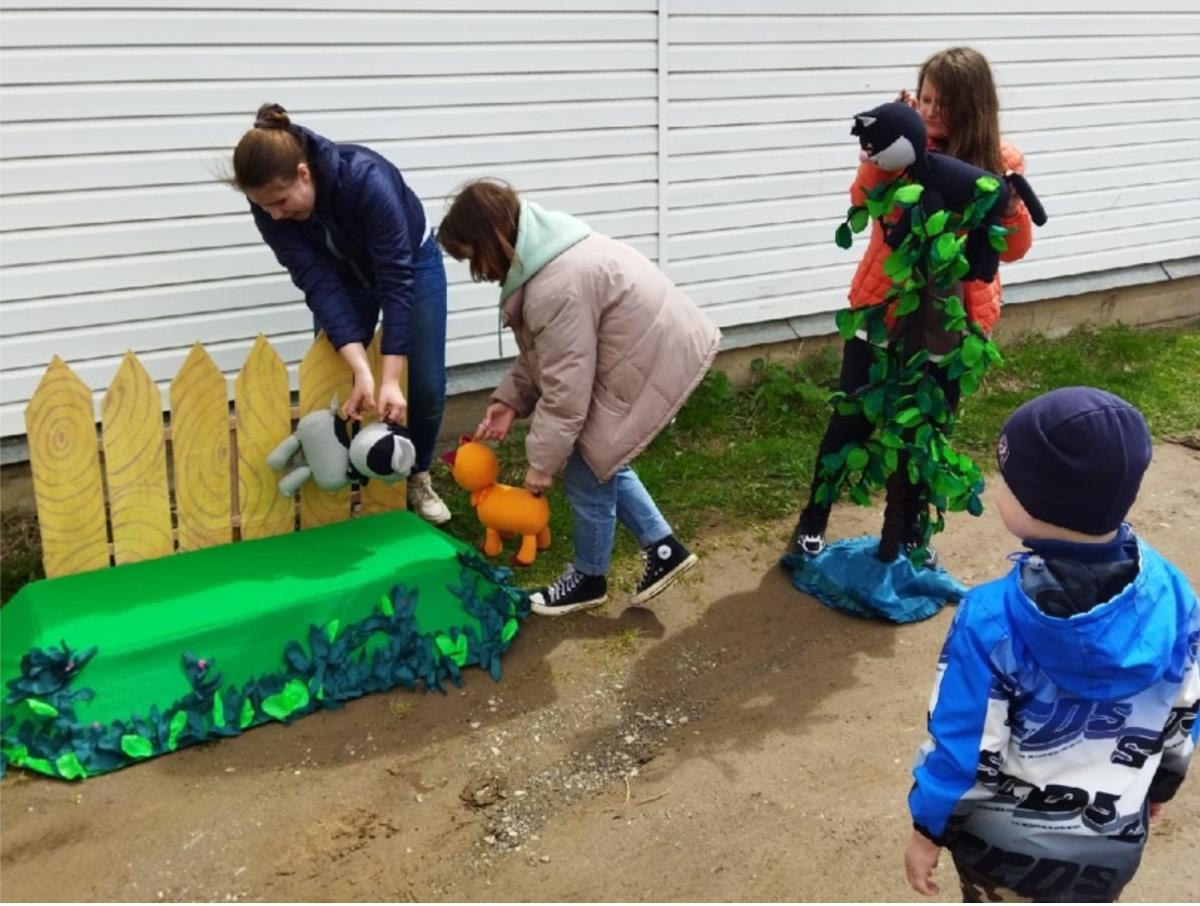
[
  {"left": 313, "top": 234, "right": 447, "bottom": 472},
  {"left": 563, "top": 451, "right": 672, "bottom": 576}
]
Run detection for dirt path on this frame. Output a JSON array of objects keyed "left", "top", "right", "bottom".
[{"left": 2, "top": 443, "right": 1198, "bottom": 903}]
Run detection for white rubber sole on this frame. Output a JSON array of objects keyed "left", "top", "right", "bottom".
[
  {"left": 629, "top": 553, "right": 699, "bottom": 606},
  {"left": 530, "top": 593, "right": 608, "bottom": 617}
]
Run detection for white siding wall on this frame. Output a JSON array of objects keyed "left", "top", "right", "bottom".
[{"left": 2, "top": 0, "right": 1198, "bottom": 441}]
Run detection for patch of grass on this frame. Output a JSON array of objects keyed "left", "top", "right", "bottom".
[{"left": 431, "top": 320, "right": 1200, "bottom": 586}]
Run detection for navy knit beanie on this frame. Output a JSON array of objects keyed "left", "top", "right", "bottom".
[{"left": 996, "top": 387, "right": 1152, "bottom": 535}]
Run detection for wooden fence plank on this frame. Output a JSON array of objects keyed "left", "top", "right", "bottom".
[
  {"left": 234, "top": 335, "right": 294, "bottom": 540},
  {"left": 170, "top": 343, "right": 233, "bottom": 551},
  {"left": 101, "top": 351, "right": 174, "bottom": 564},
  {"left": 298, "top": 332, "right": 353, "bottom": 529},
  {"left": 360, "top": 329, "right": 409, "bottom": 516},
  {"left": 24, "top": 357, "right": 110, "bottom": 577}
]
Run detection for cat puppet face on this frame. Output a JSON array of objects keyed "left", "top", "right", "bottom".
[{"left": 851, "top": 102, "right": 927, "bottom": 172}]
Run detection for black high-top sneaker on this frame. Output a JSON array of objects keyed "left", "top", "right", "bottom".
[
  {"left": 631, "top": 535, "right": 699, "bottom": 606},
  {"left": 530, "top": 565, "right": 608, "bottom": 616}
]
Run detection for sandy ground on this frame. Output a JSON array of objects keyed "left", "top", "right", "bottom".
[{"left": 1, "top": 442, "right": 1198, "bottom": 903}]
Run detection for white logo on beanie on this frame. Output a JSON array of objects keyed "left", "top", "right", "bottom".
[{"left": 997, "top": 434, "right": 1010, "bottom": 468}]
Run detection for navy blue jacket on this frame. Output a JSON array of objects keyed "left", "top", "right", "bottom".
[{"left": 251, "top": 126, "right": 428, "bottom": 356}]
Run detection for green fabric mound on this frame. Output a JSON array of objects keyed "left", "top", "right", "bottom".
[{"left": 1, "top": 511, "right": 529, "bottom": 780}]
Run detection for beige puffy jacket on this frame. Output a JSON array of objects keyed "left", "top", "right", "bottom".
[{"left": 493, "top": 232, "right": 721, "bottom": 481}]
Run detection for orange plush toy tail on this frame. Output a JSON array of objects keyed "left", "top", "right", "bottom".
[{"left": 441, "top": 436, "right": 551, "bottom": 567}]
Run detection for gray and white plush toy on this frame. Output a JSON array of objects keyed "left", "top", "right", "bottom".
[{"left": 266, "top": 396, "right": 416, "bottom": 497}]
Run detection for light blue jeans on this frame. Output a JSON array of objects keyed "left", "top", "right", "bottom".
[{"left": 563, "top": 451, "right": 672, "bottom": 576}]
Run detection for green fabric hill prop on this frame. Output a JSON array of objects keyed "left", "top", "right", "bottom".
[{"left": 1, "top": 511, "right": 529, "bottom": 780}]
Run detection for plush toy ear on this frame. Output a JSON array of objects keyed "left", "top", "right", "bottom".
[{"left": 851, "top": 114, "right": 876, "bottom": 136}]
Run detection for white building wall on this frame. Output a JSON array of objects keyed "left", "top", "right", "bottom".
[{"left": 2, "top": 0, "right": 1198, "bottom": 443}]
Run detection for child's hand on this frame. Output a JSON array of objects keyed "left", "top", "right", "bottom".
[
  {"left": 905, "top": 830, "right": 942, "bottom": 896},
  {"left": 477, "top": 402, "right": 518, "bottom": 441},
  {"left": 1149, "top": 801, "right": 1165, "bottom": 823},
  {"left": 896, "top": 88, "right": 918, "bottom": 109},
  {"left": 524, "top": 466, "right": 552, "bottom": 496}
]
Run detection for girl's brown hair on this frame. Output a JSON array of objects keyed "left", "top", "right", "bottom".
[
  {"left": 917, "top": 47, "right": 1004, "bottom": 175},
  {"left": 437, "top": 179, "right": 521, "bottom": 283},
  {"left": 229, "top": 103, "right": 308, "bottom": 191}
]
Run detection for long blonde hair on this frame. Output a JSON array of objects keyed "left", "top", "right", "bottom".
[{"left": 917, "top": 47, "right": 1004, "bottom": 175}]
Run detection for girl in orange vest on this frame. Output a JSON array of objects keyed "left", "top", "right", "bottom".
[{"left": 786, "top": 47, "right": 1035, "bottom": 565}]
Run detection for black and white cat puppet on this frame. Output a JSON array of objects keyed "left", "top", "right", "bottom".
[{"left": 851, "top": 102, "right": 1046, "bottom": 283}]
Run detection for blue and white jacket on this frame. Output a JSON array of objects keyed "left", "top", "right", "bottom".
[
  {"left": 251, "top": 126, "right": 430, "bottom": 356},
  {"left": 910, "top": 529, "right": 1199, "bottom": 900}
]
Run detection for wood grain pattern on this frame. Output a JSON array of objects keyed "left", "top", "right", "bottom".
[
  {"left": 170, "top": 343, "right": 233, "bottom": 551},
  {"left": 234, "top": 335, "right": 294, "bottom": 540},
  {"left": 100, "top": 351, "right": 174, "bottom": 564},
  {"left": 24, "top": 356, "right": 110, "bottom": 577}
]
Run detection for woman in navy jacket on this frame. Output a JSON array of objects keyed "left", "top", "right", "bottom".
[{"left": 231, "top": 104, "right": 450, "bottom": 523}]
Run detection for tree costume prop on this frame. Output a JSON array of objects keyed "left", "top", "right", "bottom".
[
  {"left": 442, "top": 436, "right": 552, "bottom": 567},
  {"left": 1, "top": 511, "right": 530, "bottom": 780},
  {"left": 782, "top": 102, "right": 1046, "bottom": 623},
  {"left": 267, "top": 395, "right": 416, "bottom": 496}
]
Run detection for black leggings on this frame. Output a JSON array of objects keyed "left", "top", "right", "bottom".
[{"left": 800, "top": 338, "right": 961, "bottom": 561}]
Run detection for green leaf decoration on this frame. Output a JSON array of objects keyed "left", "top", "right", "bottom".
[
  {"left": 835, "top": 308, "right": 863, "bottom": 341},
  {"left": 501, "top": 618, "right": 519, "bottom": 645},
  {"left": 167, "top": 710, "right": 188, "bottom": 751},
  {"left": 849, "top": 206, "right": 870, "bottom": 232},
  {"left": 933, "top": 232, "right": 959, "bottom": 263},
  {"left": 894, "top": 290, "right": 920, "bottom": 317},
  {"left": 893, "top": 184, "right": 924, "bottom": 204},
  {"left": 988, "top": 234, "right": 1008, "bottom": 252},
  {"left": 262, "top": 678, "right": 311, "bottom": 721},
  {"left": 27, "top": 699, "right": 59, "bottom": 718},
  {"left": 896, "top": 407, "right": 923, "bottom": 427},
  {"left": 846, "top": 447, "right": 869, "bottom": 471},
  {"left": 835, "top": 223, "right": 853, "bottom": 249},
  {"left": 3, "top": 744, "right": 29, "bottom": 765},
  {"left": 55, "top": 752, "right": 86, "bottom": 780},
  {"left": 967, "top": 494, "right": 985, "bottom": 517},
  {"left": 121, "top": 734, "right": 154, "bottom": 759},
  {"left": 23, "top": 757, "right": 54, "bottom": 775},
  {"left": 380, "top": 593, "right": 394, "bottom": 617},
  {"left": 866, "top": 198, "right": 887, "bottom": 219},
  {"left": 325, "top": 619, "right": 340, "bottom": 643},
  {"left": 975, "top": 175, "right": 1000, "bottom": 193},
  {"left": 239, "top": 697, "right": 255, "bottom": 730},
  {"left": 961, "top": 335, "right": 985, "bottom": 367},
  {"left": 924, "top": 210, "right": 949, "bottom": 235},
  {"left": 211, "top": 693, "right": 226, "bottom": 729}
]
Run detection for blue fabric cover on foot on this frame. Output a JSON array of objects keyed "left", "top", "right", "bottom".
[{"left": 780, "top": 535, "right": 966, "bottom": 623}]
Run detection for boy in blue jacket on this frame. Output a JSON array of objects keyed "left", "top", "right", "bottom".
[{"left": 905, "top": 387, "right": 1199, "bottom": 902}]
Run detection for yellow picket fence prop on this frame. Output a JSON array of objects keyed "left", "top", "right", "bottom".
[{"left": 25, "top": 331, "right": 407, "bottom": 579}]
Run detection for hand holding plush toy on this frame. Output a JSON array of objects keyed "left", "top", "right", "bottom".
[
  {"left": 441, "top": 436, "right": 551, "bottom": 566},
  {"left": 266, "top": 395, "right": 416, "bottom": 497}
]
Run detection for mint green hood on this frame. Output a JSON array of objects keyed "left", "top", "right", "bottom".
[{"left": 499, "top": 201, "right": 591, "bottom": 302}]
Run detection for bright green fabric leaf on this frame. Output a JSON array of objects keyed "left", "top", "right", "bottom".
[
  {"left": 501, "top": 618, "right": 519, "bottom": 645},
  {"left": 27, "top": 699, "right": 59, "bottom": 718},
  {"left": 211, "top": 694, "right": 225, "bottom": 729},
  {"left": 55, "top": 752, "right": 86, "bottom": 780},
  {"left": 894, "top": 184, "right": 924, "bottom": 204},
  {"left": 849, "top": 206, "right": 870, "bottom": 232},
  {"left": 121, "top": 734, "right": 154, "bottom": 759},
  {"left": 262, "top": 678, "right": 311, "bottom": 721},
  {"left": 924, "top": 210, "right": 949, "bottom": 235},
  {"left": 167, "top": 710, "right": 188, "bottom": 751},
  {"left": 239, "top": 698, "right": 255, "bottom": 730}
]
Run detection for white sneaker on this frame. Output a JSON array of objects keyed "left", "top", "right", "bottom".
[{"left": 407, "top": 470, "right": 451, "bottom": 524}]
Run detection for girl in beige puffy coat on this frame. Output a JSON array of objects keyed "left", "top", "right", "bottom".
[{"left": 438, "top": 180, "right": 721, "bottom": 615}]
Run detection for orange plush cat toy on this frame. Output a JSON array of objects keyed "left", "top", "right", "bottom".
[{"left": 442, "top": 436, "right": 551, "bottom": 566}]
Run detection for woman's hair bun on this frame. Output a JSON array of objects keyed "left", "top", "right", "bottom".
[{"left": 254, "top": 103, "right": 291, "bottom": 130}]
